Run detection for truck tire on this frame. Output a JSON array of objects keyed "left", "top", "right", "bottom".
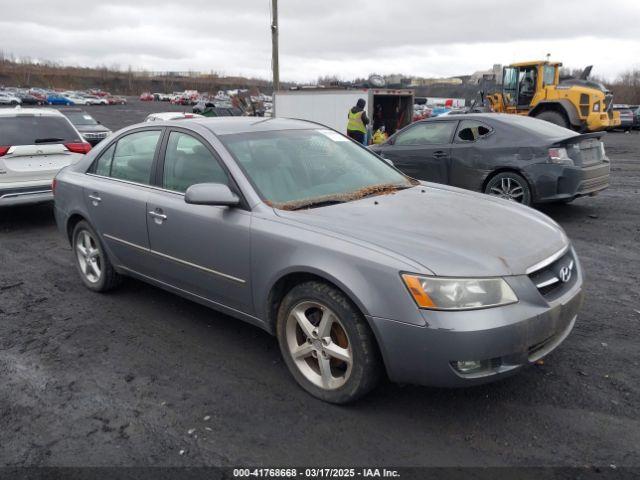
[{"left": 533, "top": 110, "right": 570, "bottom": 129}]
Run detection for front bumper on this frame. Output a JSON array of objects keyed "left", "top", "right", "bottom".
[
  {"left": 81, "top": 132, "right": 111, "bottom": 146},
  {"left": 0, "top": 184, "right": 53, "bottom": 206},
  {"left": 368, "top": 265, "right": 583, "bottom": 387},
  {"left": 524, "top": 162, "right": 610, "bottom": 203}
]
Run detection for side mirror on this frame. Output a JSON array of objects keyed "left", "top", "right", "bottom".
[
  {"left": 185, "top": 183, "right": 240, "bottom": 207},
  {"left": 386, "top": 136, "right": 395, "bottom": 146}
]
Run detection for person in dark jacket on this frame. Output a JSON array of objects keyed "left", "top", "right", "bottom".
[{"left": 346, "top": 98, "right": 370, "bottom": 144}]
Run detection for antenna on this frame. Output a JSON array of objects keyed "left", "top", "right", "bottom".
[{"left": 546, "top": 53, "right": 551, "bottom": 62}]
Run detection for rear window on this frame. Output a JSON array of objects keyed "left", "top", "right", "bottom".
[
  {"left": 0, "top": 115, "right": 81, "bottom": 146},
  {"left": 497, "top": 115, "right": 578, "bottom": 138}
]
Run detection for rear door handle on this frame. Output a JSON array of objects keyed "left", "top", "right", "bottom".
[
  {"left": 88, "top": 193, "right": 101, "bottom": 205},
  {"left": 432, "top": 151, "right": 448, "bottom": 159}
]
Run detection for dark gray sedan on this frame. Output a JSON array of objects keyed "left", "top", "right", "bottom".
[
  {"left": 54, "top": 118, "right": 583, "bottom": 403},
  {"left": 369, "top": 113, "right": 610, "bottom": 206}
]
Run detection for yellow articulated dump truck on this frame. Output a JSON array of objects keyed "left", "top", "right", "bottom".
[{"left": 486, "top": 61, "right": 620, "bottom": 132}]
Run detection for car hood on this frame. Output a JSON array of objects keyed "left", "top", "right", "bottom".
[{"left": 274, "top": 185, "right": 568, "bottom": 277}]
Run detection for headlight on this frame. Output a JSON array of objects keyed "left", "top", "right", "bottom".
[
  {"left": 593, "top": 102, "right": 600, "bottom": 112},
  {"left": 401, "top": 274, "right": 518, "bottom": 310}
]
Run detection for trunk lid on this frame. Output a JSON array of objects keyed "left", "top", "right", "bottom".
[
  {"left": 0, "top": 145, "right": 78, "bottom": 183},
  {"left": 553, "top": 132, "right": 607, "bottom": 167}
]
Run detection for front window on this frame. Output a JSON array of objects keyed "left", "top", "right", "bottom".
[
  {"left": 162, "top": 132, "right": 229, "bottom": 192},
  {"left": 502, "top": 67, "right": 519, "bottom": 106},
  {"left": 220, "top": 129, "right": 415, "bottom": 208},
  {"left": 542, "top": 65, "right": 556, "bottom": 86},
  {"left": 395, "top": 122, "right": 456, "bottom": 145}
]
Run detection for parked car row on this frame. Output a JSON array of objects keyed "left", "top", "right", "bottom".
[
  {"left": 140, "top": 90, "right": 273, "bottom": 117},
  {"left": 0, "top": 87, "right": 127, "bottom": 107}
]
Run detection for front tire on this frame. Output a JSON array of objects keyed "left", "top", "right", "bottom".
[
  {"left": 485, "top": 172, "right": 532, "bottom": 206},
  {"left": 276, "top": 281, "right": 380, "bottom": 404},
  {"left": 533, "top": 110, "right": 570, "bottom": 129},
  {"left": 72, "top": 221, "right": 121, "bottom": 292}
]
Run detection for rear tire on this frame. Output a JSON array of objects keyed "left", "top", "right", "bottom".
[
  {"left": 276, "top": 281, "right": 381, "bottom": 404},
  {"left": 72, "top": 221, "right": 122, "bottom": 292},
  {"left": 484, "top": 172, "right": 532, "bottom": 206},
  {"left": 533, "top": 110, "right": 570, "bottom": 129}
]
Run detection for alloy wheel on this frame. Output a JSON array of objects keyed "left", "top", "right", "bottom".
[
  {"left": 490, "top": 176, "right": 525, "bottom": 202},
  {"left": 76, "top": 230, "right": 102, "bottom": 283},
  {"left": 285, "top": 301, "right": 353, "bottom": 390}
]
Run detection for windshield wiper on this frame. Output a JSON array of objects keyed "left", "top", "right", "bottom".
[
  {"left": 360, "top": 184, "right": 413, "bottom": 199},
  {"left": 34, "top": 137, "right": 64, "bottom": 144},
  {"left": 288, "top": 199, "right": 346, "bottom": 211}
]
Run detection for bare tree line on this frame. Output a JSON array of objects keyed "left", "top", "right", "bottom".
[{"left": 0, "top": 52, "right": 276, "bottom": 94}]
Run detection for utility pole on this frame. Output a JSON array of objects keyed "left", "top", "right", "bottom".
[{"left": 271, "top": 0, "right": 279, "bottom": 113}]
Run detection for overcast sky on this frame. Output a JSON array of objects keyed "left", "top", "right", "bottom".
[{"left": 1, "top": 0, "right": 639, "bottom": 83}]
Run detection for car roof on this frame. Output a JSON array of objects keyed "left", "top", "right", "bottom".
[
  {"left": 0, "top": 107, "right": 65, "bottom": 117},
  {"left": 422, "top": 113, "right": 497, "bottom": 122},
  {"left": 147, "top": 112, "right": 204, "bottom": 121},
  {"left": 189, "top": 117, "right": 322, "bottom": 135}
]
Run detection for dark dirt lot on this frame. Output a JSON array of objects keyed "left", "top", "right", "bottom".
[{"left": 0, "top": 101, "right": 639, "bottom": 468}]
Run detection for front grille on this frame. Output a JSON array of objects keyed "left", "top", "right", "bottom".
[
  {"left": 528, "top": 249, "right": 577, "bottom": 300},
  {"left": 82, "top": 132, "right": 108, "bottom": 139}
]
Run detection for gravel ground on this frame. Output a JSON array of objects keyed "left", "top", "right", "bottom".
[{"left": 0, "top": 101, "right": 639, "bottom": 468}]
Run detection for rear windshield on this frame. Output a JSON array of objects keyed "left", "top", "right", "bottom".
[
  {"left": 497, "top": 115, "right": 579, "bottom": 138},
  {"left": 0, "top": 116, "right": 81, "bottom": 146}
]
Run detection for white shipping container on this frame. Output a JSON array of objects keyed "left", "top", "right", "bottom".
[{"left": 274, "top": 88, "right": 414, "bottom": 137}]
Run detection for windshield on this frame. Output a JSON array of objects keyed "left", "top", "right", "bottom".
[
  {"left": 220, "top": 129, "right": 415, "bottom": 209},
  {"left": 64, "top": 112, "right": 99, "bottom": 126}
]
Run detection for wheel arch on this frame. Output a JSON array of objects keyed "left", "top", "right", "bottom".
[
  {"left": 265, "top": 269, "right": 389, "bottom": 383},
  {"left": 265, "top": 268, "right": 371, "bottom": 335},
  {"left": 66, "top": 212, "right": 88, "bottom": 244},
  {"left": 482, "top": 167, "right": 536, "bottom": 201},
  {"left": 529, "top": 100, "right": 580, "bottom": 128}
]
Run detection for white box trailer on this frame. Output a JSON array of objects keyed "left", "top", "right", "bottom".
[{"left": 273, "top": 88, "right": 414, "bottom": 138}]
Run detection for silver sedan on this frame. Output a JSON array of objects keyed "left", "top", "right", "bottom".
[{"left": 54, "top": 118, "right": 583, "bottom": 403}]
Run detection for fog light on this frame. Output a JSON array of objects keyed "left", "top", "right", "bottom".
[{"left": 455, "top": 360, "right": 483, "bottom": 373}]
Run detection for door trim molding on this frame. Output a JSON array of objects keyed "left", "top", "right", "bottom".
[{"left": 103, "top": 233, "right": 246, "bottom": 284}]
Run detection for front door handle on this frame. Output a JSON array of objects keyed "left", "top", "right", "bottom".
[
  {"left": 432, "top": 151, "right": 448, "bottom": 159},
  {"left": 148, "top": 210, "right": 167, "bottom": 224}
]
